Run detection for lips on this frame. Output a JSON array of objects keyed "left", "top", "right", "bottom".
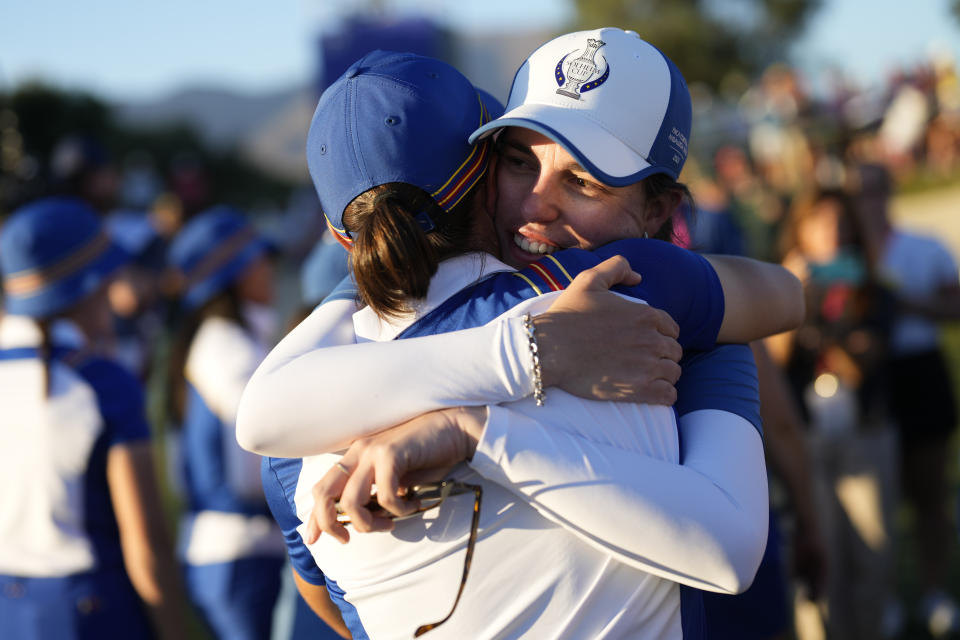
[{"left": 513, "top": 233, "right": 557, "bottom": 256}]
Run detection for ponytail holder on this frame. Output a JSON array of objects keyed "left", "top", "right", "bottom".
[
  {"left": 371, "top": 192, "right": 437, "bottom": 234},
  {"left": 412, "top": 210, "right": 436, "bottom": 233}
]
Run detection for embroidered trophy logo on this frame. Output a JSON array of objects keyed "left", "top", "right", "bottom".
[{"left": 555, "top": 38, "right": 610, "bottom": 99}]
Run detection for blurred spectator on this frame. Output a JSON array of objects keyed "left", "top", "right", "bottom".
[
  {"left": 119, "top": 151, "right": 164, "bottom": 212},
  {"left": 167, "top": 153, "right": 212, "bottom": 221},
  {"left": 0, "top": 197, "right": 186, "bottom": 639},
  {"left": 880, "top": 82, "right": 930, "bottom": 178},
  {"left": 683, "top": 173, "right": 746, "bottom": 257},
  {"left": 165, "top": 207, "right": 286, "bottom": 640},
  {"left": 742, "top": 64, "right": 816, "bottom": 198},
  {"left": 712, "top": 144, "right": 786, "bottom": 262},
  {"left": 48, "top": 134, "right": 119, "bottom": 214},
  {"left": 769, "top": 187, "right": 898, "bottom": 640},
  {"left": 856, "top": 163, "right": 960, "bottom": 638}
]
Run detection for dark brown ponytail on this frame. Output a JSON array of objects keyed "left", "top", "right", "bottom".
[{"left": 343, "top": 181, "right": 481, "bottom": 319}]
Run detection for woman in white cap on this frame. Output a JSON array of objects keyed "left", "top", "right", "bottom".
[
  {"left": 165, "top": 206, "right": 291, "bottom": 640},
  {"left": 252, "top": 49, "right": 804, "bottom": 639},
  {"left": 0, "top": 197, "right": 185, "bottom": 639}
]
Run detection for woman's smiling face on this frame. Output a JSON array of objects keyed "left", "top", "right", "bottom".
[{"left": 491, "top": 127, "right": 653, "bottom": 269}]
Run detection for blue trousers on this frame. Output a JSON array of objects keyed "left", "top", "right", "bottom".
[
  {"left": 185, "top": 555, "right": 285, "bottom": 640},
  {"left": 0, "top": 567, "right": 152, "bottom": 640}
]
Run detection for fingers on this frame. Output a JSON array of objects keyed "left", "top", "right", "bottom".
[
  {"left": 372, "top": 455, "right": 418, "bottom": 518},
  {"left": 644, "top": 378, "right": 678, "bottom": 406},
  {"left": 658, "top": 357, "right": 682, "bottom": 387},
  {"left": 337, "top": 462, "right": 395, "bottom": 535},
  {"left": 649, "top": 307, "right": 680, "bottom": 341},
  {"left": 568, "top": 256, "right": 642, "bottom": 292},
  {"left": 307, "top": 462, "right": 353, "bottom": 544}
]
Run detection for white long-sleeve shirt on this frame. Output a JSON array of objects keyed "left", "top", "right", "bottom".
[{"left": 256, "top": 243, "right": 768, "bottom": 639}]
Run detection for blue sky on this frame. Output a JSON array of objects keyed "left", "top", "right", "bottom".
[{"left": 1, "top": 0, "right": 958, "bottom": 101}]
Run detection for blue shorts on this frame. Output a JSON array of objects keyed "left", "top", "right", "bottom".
[
  {"left": 0, "top": 567, "right": 152, "bottom": 640},
  {"left": 702, "top": 512, "right": 790, "bottom": 639},
  {"left": 185, "top": 555, "right": 284, "bottom": 640}
]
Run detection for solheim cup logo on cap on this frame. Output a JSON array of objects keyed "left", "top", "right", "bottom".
[{"left": 555, "top": 38, "right": 610, "bottom": 100}]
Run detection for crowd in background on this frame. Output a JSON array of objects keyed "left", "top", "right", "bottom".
[{"left": 1, "top": 47, "right": 960, "bottom": 640}]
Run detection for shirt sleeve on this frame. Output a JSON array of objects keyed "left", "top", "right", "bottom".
[
  {"left": 186, "top": 318, "right": 264, "bottom": 426},
  {"left": 469, "top": 342, "right": 766, "bottom": 593},
  {"left": 236, "top": 300, "right": 535, "bottom": 457},
  {"left": 470, "top": 404, "right": 768, "bottom": 594},
  {"left": 75, "top": 357, "right": 152, "bottom": 446},
  {"left": 674, "top": 344, "right": 763, "bottom": 438},
  {"left": 261, "top": 456, "right": 326, "bottom": 586},
  {"left": 593, "top": 239, "right": 725, "bottom": 350}
]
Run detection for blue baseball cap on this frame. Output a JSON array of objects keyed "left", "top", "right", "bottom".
[
  {"left": 0, "top": 197, "right": 129, "bottom": 318},
  {"left": 470, "top": 28, "right": 692, "bottom": 185},
  {"left": 306, "top": 50, "right": 501, "bottom": 246},
  {"left": 168, "top": 206, "right": 272, "bottom": 311}
]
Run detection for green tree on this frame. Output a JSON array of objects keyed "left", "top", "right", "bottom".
[{"left": 571, "top": 0, "right": 822, "bottom": 90}]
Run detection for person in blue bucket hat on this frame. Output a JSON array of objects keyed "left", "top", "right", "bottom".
[
  {"left": 0, "top": 196, "right": 186, "bottom": 640},
  {"left": 238, "top": 47, "right": 809, "bottom": 639},
  {"left": 164, "top": 206, "right": 299, "bottom": 640}
]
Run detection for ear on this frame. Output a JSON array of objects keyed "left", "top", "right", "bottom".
[{"left": 644, "top": 188, "right": 682, "bottom": 237}]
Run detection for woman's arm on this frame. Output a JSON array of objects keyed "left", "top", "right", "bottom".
[
  {"left": 237, "top": 259, "right": 682, "bottom": 456},
  {"left": 237, "top": 254, "right": 801, "bottom": 458},
  {"left": 291, "top": 569, "right": 352, "bottom": 639},
  {"left": 707, "top": 254, "right": 804, "bottom": 343},
  {"left": 307, "top": 403, "right": 767, "bottom": 594},
  {"left": 107, "top": 441, "right": 187, "bottom": 640},
  {"left": 307, "top": 344, "right": 768, "bottom": 594},
  {"left": 474, "top": 406, "right": 768, "bottom": 593}
]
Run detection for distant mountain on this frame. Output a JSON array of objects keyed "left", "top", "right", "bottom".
[
  {"left": 108, "top": 29, "right": 551, "bottom": 183},
  {"left": 115, "top": 85, "right": 306, "bottom": 147},
  {"left": 114, "top": 85, "right": 316, "bottom": 182}
]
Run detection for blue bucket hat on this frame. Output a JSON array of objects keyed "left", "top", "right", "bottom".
[
  {"left": 168, "top": 206, "right": 272, "bottom": 311},
  {"left": 306, "top": 50, "right": 503, "bottom": 247},
  {"left": 0, "top": 197, "right": 129, "bottom": 318}
]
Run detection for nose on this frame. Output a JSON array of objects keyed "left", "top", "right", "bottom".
[{"left": 519, "top": 171, "right": 561, "bottom": 224}]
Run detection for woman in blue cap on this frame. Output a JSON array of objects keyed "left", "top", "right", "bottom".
[
  {"left": 0, "top": 197, "right": 185, "bottom": 639},
  {"left": 164, "top": 206, "right": 304, "bottom": 640},
  {"left": 251, "top": 50, "right": 804, "bottom": 639}
]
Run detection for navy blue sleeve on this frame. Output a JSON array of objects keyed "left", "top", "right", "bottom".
[
  {"left": 262, "top": 456, "right": 327, "bottom": 586},
  {"left": 75, "top": 357, "right": 151, "bottom": 446},
  {"left": 590, "top": 239, "right": 725, "bottom": 350},
  {"left": 675, "top": 344, "right": 762, "bottom": 438}
]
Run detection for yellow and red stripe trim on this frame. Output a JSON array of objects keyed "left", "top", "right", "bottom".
[{"left": 527, "top": 261, "right": 564, "bottom": 292}]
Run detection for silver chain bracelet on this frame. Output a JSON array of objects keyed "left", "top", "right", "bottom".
[{"left": 522, "top": 313, "right": 545, "bottom": 407}]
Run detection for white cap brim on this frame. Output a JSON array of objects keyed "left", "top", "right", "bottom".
[{"left": 470, "top": 102, "right": 663, "bottom": 187}]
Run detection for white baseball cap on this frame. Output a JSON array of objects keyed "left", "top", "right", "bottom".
[{"left": 470, "top": 28, "right": 691, "bottom": 186}]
